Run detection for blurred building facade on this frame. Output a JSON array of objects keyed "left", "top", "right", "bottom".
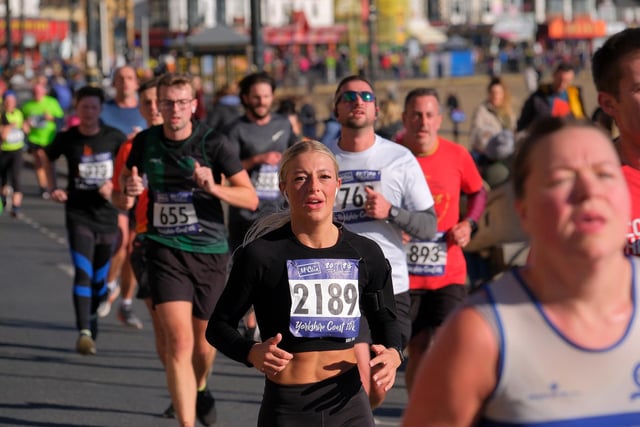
[{"left": 0, "top": 0, "right": 639, "bottom": 73}]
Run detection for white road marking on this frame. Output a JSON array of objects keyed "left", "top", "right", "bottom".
[
  {"left": 57, "top": 263, "right": 74, "bottom": 278},
  {"left": 14, "top": 212, "right": 71, "bottom": 276},
  {"left": 16, "top": 212, "right": 67, "bottom": 246}
]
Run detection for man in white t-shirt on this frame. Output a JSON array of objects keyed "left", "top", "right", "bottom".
[{"left": 326, "top": 75, "right": 437, "bottom": 408}]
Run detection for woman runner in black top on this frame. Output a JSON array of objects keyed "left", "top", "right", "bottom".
[{"left": 206, "top": 139, "right": 403, "bottom": 426}]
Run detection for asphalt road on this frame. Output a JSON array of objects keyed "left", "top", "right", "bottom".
[{"left": 0, "top": 159, "right": 408, "bottom": 426}]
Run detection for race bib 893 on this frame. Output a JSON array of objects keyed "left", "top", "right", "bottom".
[{"left": 405, "top": 232, "right": 448, "bottom": 276}]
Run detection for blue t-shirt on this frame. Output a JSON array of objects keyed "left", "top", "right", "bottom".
[{"left": 100, "top": 100, "right": 146, "bottom": 136}]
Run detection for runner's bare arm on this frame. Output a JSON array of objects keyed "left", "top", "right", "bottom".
[
  {"left": 402, "top": 307, "right": 497, "bottom": 426},
  {"left": 203, "top": 168, "right": 258, "bottom": 211}
]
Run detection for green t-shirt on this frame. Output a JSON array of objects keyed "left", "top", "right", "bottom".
[
  {"left": 127, "top": 124, "right": 244, "bottom": 254},
  {"left": 1, "top": 109, "right": 25, "bottom": 151},
  {"left": 22, "top": 96, "right": 64, "bottom": 147}
]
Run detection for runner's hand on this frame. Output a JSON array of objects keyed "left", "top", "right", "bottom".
[
  {"left": 125, "top": 166, "right": 144, "bottom": 197},
  {"left": 193, "top": 161, "right": 217, "bottom": 195},
  {"left": 248, "top": 333, "right": 293, "bottom": 376},
  {"left": 448, "top": 220, "right": 472, "bottom": 247},
  {"left": 364, "top": 186, "right": 391, "bottom": 220},
  {"left": 369, "top": 344, "right": 401, "bottom": 392},
  {"left": 51, "top": 188, "right": 67, "bottom": 203}
]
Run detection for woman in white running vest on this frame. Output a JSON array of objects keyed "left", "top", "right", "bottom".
[{"left": 403, "top": 117, "right": 640, "bottom": 426}]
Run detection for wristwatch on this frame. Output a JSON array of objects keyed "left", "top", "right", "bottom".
[
  {"left": 394, "top": 346, "right": 406, "bottom": 363},
  {"left": 388, "top": 206, "right": 400, "bottom": 221},
  {"left": 466, "top": 218, "right": 478, "bottom": 235}
]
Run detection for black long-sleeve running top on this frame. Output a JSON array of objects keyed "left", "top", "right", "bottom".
[{"left": 206, "top": 223, "right": 401, "bottom": 366}]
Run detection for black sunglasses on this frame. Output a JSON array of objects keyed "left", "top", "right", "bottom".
[{"left": 338, "top": 91, "right": 376, "bottom": 103}]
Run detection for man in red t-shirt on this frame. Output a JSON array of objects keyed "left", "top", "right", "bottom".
[
  {"left": 592, "top": 28, "right": 640, "bottom": 257},
  {"left": 399, "top": 87, "right": 486, "bottom": 392},
  {"left": 111, "top": 78, "right": 161, "bottom": 237}
]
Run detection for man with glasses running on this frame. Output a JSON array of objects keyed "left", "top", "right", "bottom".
[
  {"left": 326, "top": 75, "right": 437, "bottom": 408},
  {"left": 121, "top": 73, "right": 258, "bottom": 426}
]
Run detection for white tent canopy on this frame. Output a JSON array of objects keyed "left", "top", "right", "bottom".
[
  {"left": 492, "top": 15, "right": 537, "bottom": 43},
  {"left": 407, "top": 19, "right": 448, "bottom": 45}
]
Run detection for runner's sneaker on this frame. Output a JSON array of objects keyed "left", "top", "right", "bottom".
[
  {"left": 97, "top": 284, "right": 120, "bottom": 318},
  {"left": 196, "top": 388, "right": 217, "bottom": 426},
  {"left": 76, "top": 330, "right": 96, "bottom": 355},
  {"left": 161, "top": 402, "right": 175, "bottom": 419},
  {"left": 117, "top": 304, "right": 143, "bottom": 329}
]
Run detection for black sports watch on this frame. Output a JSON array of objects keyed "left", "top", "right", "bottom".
[
  {"left": 466, "top": 218, "right": 478, "bottom": 235},
  {"left": 388, "top": 205, "right": 400, "bottom": 221},
  {"left": 394, "top": 346, "right": 405, "bottom": 363}
]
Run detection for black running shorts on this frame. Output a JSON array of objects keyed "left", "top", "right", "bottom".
[
  {"left": 146, "top": 240, "right": 229, "bottom": 320},
  {"left": 409, "top": 284, "right": 467, "bottom": 337},
  {"left": 257, "top": 367, "right": 373, "bottom": 427}
]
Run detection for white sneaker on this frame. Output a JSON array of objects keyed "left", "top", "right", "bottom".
[
  {"left": 97, "top": 284, "right": 120, "bottom": 318},
  {"left": 118, "top": 304, "right": 143, "bottom": 329}
]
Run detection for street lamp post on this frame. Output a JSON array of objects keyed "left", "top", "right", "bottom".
[
  {"left": 5, "top": 0, "right": 12, "bottom": 69},
  {"left": 215, "top": 0, "right": 224, "bottom": 24},
  {"left": 68, "top": 0, "right": 77, "bottom": 60},
  {"left": 19, "top": 0, "right": 24, "bottom": 58},
  {"left": 250, "top": 0, "right": 263, "bottom": 71},
  {"left": 86, "top": 0, "right": 101, "bottom": 82},
  {"left": 367, "top": 0, "right": 377, "bottom": 84},
  {"left": 187, "top": 0, "right": 196, "bottom": 32}
]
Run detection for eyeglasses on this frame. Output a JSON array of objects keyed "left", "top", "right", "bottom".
[
  {"left": 338, "top": 91, "right": 376, "bottom": 103},
  {"left": 158, "top": 99, "right": 193, "bottom": 110}
]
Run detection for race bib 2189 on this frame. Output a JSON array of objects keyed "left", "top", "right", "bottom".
[{"left": 287, "top": 258, "right": 361, "bottom": 340}]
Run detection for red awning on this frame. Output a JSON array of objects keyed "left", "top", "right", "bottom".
[
  {"left": 263, "top": 27, "right": 293, "bottom": 46},
  {"left": 263, "top": 24, "right": 347, "bottom": 46},
  {"left": 307, "top": 28, "right": 344, "bottom": 45},
  {"left": 0, "top": 19, "right": 69, "bottom": 44}
]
